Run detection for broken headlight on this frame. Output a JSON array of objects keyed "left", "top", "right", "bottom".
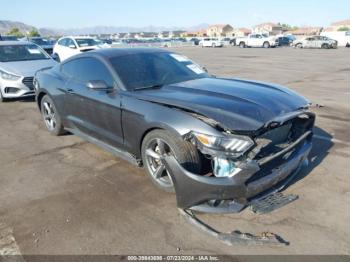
[{"left": 192, "top": 132, "right": 254, "bottom": 157}]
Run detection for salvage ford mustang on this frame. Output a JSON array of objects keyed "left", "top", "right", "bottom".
[{"left": 34, "top": 48, "right": 315, "bottom": 213}]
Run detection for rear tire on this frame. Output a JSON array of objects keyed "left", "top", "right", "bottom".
[
  {"left": 0, "top": 90, "right": 6, "bottom": 102},
  {"left": 40, "top": 95, "right": 65, "bottom": 136},
  {"left": 141, "top": 129, "right": 201, "bottom": 193},
  {"left": 295, "top": 43, "right": 303, "bottom": 49},
  {"left": 239, "top": 42, "right": 246, "bottom": 48},
  {"left": 263, "top": 41, "right": 270, "bottom": 48},
  {"left": 52, "top": 53, "right": 61, "bottom": 62}
]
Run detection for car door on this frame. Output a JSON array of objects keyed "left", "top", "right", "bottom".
[
  {"left": 61, "top": 38, "right": 80, "bottom": 61},
  {"left": 313, "top": 36, "right": 323, "bottom": 48},
  {"left": 304, "top": 37, "right": 315, "bottom": 48},
  {"left": 249, "top": 35, "right": 259, "bottom": 47},
  {"left": 61, "top": 57, "right": 124, "bottom": 148}
]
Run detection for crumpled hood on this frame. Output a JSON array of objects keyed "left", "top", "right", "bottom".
[
  {"left": 134, "top": 77, "right": 309, "bottom": 132},
  {"left": 0, "top": 59, "right": 57, "bottom": 77}
]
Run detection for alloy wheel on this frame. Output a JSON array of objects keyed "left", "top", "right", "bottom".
[
  {"left": 42, "top": 101, "right": 57, "bottom": 131},
  {"left": 144, "top": 138, "right": 174, "bottom": 187}
]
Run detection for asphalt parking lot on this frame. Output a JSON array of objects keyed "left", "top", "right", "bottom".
[{"left": 1, "top": 46, "right": 350, "bottom": 255}]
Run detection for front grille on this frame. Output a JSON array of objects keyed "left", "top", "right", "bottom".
[{"left": 22, "top": 77, "right": 34, "bottom": 90}]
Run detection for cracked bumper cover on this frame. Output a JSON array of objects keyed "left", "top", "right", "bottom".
[{"left": 161, "top": 132, "right": 312, "bottom": 213}]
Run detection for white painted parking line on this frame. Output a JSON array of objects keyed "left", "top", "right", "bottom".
[
  {"left": 314, "top": 134, "right": 350, "bottom": 146},
  {"left": 0, "top": 223, "right": 23, "bottom": 259}
]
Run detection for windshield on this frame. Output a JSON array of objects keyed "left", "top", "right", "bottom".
[
  {"left": 0, "top": 44, "right": 50, "bottom": 62},
  {"left": 110, "top": 52, "right": 209, "bottom": 90},
  {"left": 31, "top": 38, "right": 52, "bottom": 46},
  {"left": 75, "top": 38, "right": 101, "bottom": 47}
]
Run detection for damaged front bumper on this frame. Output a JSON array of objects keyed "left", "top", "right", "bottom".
[{"left": 161, "top": 131, "right": 312, "bottom": 213}]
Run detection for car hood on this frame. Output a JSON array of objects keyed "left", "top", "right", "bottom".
[
  {"left": 0, "top": 59, "right": 57, "bottom": 77},
  {"left": 134, "top": 77, "right": 309, "bottom": 132}
]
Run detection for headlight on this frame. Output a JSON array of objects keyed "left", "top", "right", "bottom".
[
  {"left": 192, "top": 132, "right": 254, "bottom": 156},
  {"left": 0, "top": 70, "right": 21, "bottom": 81}
]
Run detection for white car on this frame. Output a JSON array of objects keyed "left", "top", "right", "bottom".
[
  {"left": 237, "top": 34, "right": 277, "bottom": 48},
  {"left": 293, "top": 36, "right": 338, "bottom": 49},
  {"left": 199, "top": 38, "right": 224, "bottom": 48},
  {"left": 53, "top": 37, "right": 105, "bottom": 62},
  {"left": 0, "top": 41, "right": 56, "bottom": 102}
]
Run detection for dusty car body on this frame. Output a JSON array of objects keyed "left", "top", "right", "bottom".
[
  {"left": 293, "top": 36, "right": 338, "bottom": 49},
  {"left": 34, "top": 48, "right": 315, "bottom": 213}
]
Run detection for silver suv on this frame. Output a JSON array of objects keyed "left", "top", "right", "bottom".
[{"left": 0, "top": 41, "right": 57, "bottom": 102}]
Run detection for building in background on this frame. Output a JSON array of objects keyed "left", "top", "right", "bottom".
[
  {"left": 206, "top": 24, "right": 234, "bottom": 37},
  {"left": 253, "top": 22, "right": 283, "bottom": 35},
  {"left": 184, "top": 29, "right": 208, "bottom": 38},
  {"left": 329, "top": 19, "right": 350, "bottom": 31},
  {"left": 233, "top": 28, "right": 252, "bottom": 37},
  {"left": 286, "top": 27, "right": 323, "bottom": 37}
]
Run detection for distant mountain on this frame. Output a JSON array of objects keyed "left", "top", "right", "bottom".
[
  {"left": 0, "top": 19, "right": 209, "bottom": 36},
  {"left": 39, "top": 24, "right": 210, "bottom": 36},
  {"left": 0, "top": 20, "right": 36, "bottom": 34}
]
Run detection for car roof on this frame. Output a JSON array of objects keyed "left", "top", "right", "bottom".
[
  {"left": 0, "top": 41, "right": 33, "bottom": 46},
  {"left": 77, "top": 48, "right": 171, "bottom": 60}
]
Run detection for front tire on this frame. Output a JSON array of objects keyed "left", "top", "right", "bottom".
[
  {"left": 40, "top": 95, "right": 65, "bottom": 136},
  {"left": 263, "top": 42, "right": 270, "bottom": 48},
  {"left": 0, "top": 89, "right": 6, "bottom": 102},
  {"left": 239, "top": 42, "right": 246, "bottom": 48},
  {"left": 141, "top": 129, "right": 201, "bottom": 193},
  {"left": 321, "top": 43, "right": 330, "bottom": 49},
  {"left": 52, "top": 53, "right": 61, "bottom": 62}
]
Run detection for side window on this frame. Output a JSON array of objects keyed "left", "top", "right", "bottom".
[
  {"left": 66, "top": 38, "right": 76, "bottom": 48},
  {"left": 62, "top": 58, "right": 114, "bottom": 87},
  {"left": 58, "top": 38, "right": 67, "bottom": 46}
]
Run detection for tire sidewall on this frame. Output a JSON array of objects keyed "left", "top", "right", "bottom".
[
  {"left": 141, "top": 130, "right": 200, "bottom": 193},
  {"left": 0, "top": 89, "right": 4, "bottom": 102},
  {"left": 40, "top": 95, "right": 64, "bottom": 136}
]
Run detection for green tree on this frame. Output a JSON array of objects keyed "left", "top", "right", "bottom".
[
  {"left": 338, "top": 26, "right": 350, "bottom": 31},
  {"left": 28, "top": 29, "right": 40, "bottom": 37},
  {"left": 278, "top": 23, "right": 299, "bottom": 31},
  {"left": 6, "top": 27, "right": 25, "bottom": 38}
]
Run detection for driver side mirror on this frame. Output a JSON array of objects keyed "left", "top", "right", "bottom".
[
  {"left": 87, "top": 80, "right": 111, "bottom": 91},
  {"left": 68, "top": 44, "right": 76, "bottom": 49}
]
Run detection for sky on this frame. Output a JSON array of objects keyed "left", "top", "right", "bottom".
[{"left": 2, "top": 0, "right": 350, "bottom": 29}]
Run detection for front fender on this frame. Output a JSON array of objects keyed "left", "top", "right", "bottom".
[{"left": 121, "top": 94, "right": 223, "bottom": 158}]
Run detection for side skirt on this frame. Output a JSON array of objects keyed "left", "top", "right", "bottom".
[{"left": 66, "top": 127, "right": 142, "bottom": 167}]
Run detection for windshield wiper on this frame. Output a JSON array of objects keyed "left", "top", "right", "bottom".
[{"left": 133, "top": 83, "right": 164, "bottom": 91}]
